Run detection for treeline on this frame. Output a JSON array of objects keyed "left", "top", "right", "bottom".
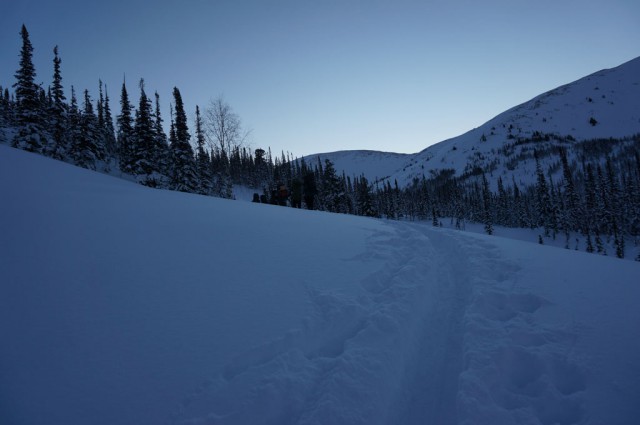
[
  {"left": 0, "top": 25, "right": 283, "bottom": 197},
  {"left": 263, "top": 134, "right": 640, "bottom": 259},
  {"left": 374, "top": 137, "right": 640, "bottom": 260},
  {"left": 2, "top": 25, "right": 639, "bottom": 259},
  {"left": 0, "top": 25, "right": 377, "bottom": 210}
]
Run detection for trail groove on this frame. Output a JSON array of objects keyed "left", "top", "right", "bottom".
[{"left": 170, "top": 224, "right": 560, "bottom": 425}]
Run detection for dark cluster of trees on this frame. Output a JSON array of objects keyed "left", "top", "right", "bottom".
[{"left": 3, "top": 26, "right": 639, "bottom": 260}]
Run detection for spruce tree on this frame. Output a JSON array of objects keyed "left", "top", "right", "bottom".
[
  {"left": 303, "top": 170, "right": 317, "bottom": 210},
  {"left": 152, "top": 91, "right": 170, "bottom": 177},
  {"left": 117, "top": 81, "right": 134, "bottom": 173},
  {"left": 194, "top": 105, "right": 212, "bottom": 195},
  {"left": 51, "top": 46, "right": 65, "bottom": 107},
  {"left": 66, "top": 86, "right": 81, "bottom": 155},
  {"left": 559, "top": 147, "right": 581, "bottom": 233},
  {"left": 72, "top": 89, "right": 104, "bottom": 169},
  {"left": 356, "top": 175, "right": 376, "bottom": 217},
  {"left": 97, "top": 79, "right": 105, "bottom": 129},
  {"left": 169, "top": 87, "right": 197, "bottom": 192},
  {"left": 0, "top": 86, "right": 6, "bottom": 127},
  {"left": 320, "top": 159, "right": 342, "bottom": 212},
  {"left": 48, "top": 45, "right": 68, "bottom": 159},
  {"left": 534, "top": 150, "right": 552, "bottom": 236},
  {"left": 132, "top": 79, "right": 158, "bottom": 183},
  {"left": 12, "top": 25, "right": 46, "bottom": 153},
  {"left": 102, "top": 84, "right": 117, "bottom": 157}
]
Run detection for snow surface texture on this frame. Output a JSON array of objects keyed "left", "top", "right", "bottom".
[
  {"left": 308, "top": 57, "right": 640, "bottom": 188},
  {"left": 1, "top": 144, "right": 639, "bottom": 425}
]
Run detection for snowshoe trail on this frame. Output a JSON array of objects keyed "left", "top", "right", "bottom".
[
  {"left": 171, "top": 224, "right": 587, "bottom": 425},
  {"left": 449, "top": 231, "right": 587, "bottom": 425}
]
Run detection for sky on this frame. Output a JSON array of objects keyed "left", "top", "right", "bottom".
[{"left": 1, "top": 0, "right": 639, "bottom": 157}]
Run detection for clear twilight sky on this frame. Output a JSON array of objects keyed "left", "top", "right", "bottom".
[{"left": 1, "top": 0, "right": 639, "bottom": 157}]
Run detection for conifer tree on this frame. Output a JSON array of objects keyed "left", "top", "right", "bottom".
[
  {"left": 117, "top": 81, "right": 134, "bottom": 173},
  {"left": 0, "top": 86, "right": 7, "bottom": 128},
  {"left": 51, "top": 46, "right": 65, "bottom": 107},
  {"left": 70, "top": 90, "right": 102, "bottom": 169},
  {"left": 253, "top": 148, "right": 269, "bottom": 188},
  {"left": 169, "top": 87, "right": 197, "bottom": 192},
  {"left": 356, "top": 175, "right": 376, "bottom": 217},
  {"left": 64, "top": 86, "right": 81, "bottom": 168},
  {"left": 48, "top": 45, "right": 68, "bottom": 159},
  {"left": 303, "top": 170, "right": 317, "bottom": 210},
  {"left": 102, "top": 84, "right": 117, "bottom": 157},
  {"left": 132, "top": 79, "right": 157, "bottom": 183},
  {"left": 97, "top": 79, "right": 105, "bottom": 129},
  {"left": 152, "top": 91, "right": 169, "bottom": 177},
  {"left": 584, "top": 164, "right": 598, "bottom": 230},
  {"left": 559, "top": 147, "right": 581, "bottom": 233},
  {"left": 12, "top": 25, "right": 46, "bottom": 153},
  {"left": 319, "top": 159, "right": 342, "bottom": 212},
  {"left": 534, "top": 150, "right": 552, "bottom": 236},
  {"left": 194, "top": 105, "right": 212, "bottom": 195},
  {"left": 290, "top": 177, "right": 303, "bottom": 208}
]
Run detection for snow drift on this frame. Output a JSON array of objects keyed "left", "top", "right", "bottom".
[{"left": 1, "top": 144, "right": 639, "bottom": 425}]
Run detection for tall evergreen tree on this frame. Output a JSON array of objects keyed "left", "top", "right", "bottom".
[
  {"left": 70, "top": 89, "right": 103, "bottom": 169},
  {"left": 356, "top": 175, "right": 376, "bottom": 217},
  {"left": 534, "top": 150, "right": 552, "bottom": 236},
  {"left": 152, "top": 91, "right": 169, "bottom": 176},
  {"left": 319, "top": 159, "right": 342, "bottom": 212},
  {"left": 559, "top": 147, "right": 581, "bottom": 233},
  {"left": 169, "top": 87, "right": 197, "bottom": 192},
  {"left": 51, "top": 46, "right": 65, "bottom": 107},
  {"left": 12, "top": 25, "right": 46, "bottom": 153},
  {"left": 194, "top": 105, "right": 212, "bottom": 195},
  {"left": 102, "top": 84, "right": 117, "bottom": 157},
  {"left": 303, "top": 170, "right": 317, "bottom": 210},
  {"left": 132, "top": 79, "right": 158, "bottom": 183},
  {"left": 97, "top": 79, "right": 105, "bottom": 129},
  {"left": 117, "top": 81, "right": 134, "bottom": 173},
  {"left": 48, "top": 45, "right": 68, "bottom": 159}
]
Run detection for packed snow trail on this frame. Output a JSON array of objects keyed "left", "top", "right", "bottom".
[
  {"left": 171, "top": 223, "right": 553, "bottom": 425},
  {"left": 171, "top": 222, "right": 474, "bottom": 425}
]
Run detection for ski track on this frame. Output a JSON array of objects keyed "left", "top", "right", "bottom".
[{"left": 170, "top": 224, "right": 587, "bottom": 425}]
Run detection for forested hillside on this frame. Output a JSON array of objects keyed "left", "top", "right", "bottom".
[{"left": 2, "top": 25, "right": 639, "bottom": 259}]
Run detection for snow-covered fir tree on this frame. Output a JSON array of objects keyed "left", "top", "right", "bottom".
[{"left": 169, "top": 87, "right": 197, "bottom": 192}]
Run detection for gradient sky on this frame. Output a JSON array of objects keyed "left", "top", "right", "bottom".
[{"left": 1, "top": 0, "right": 639, "bottom": 157}]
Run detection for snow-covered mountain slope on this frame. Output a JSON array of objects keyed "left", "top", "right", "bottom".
[
  {"left": 1, "top": 144, "right": 639, "bottom": 425},
  {"left": 301, "top": 149, "right": 410, "bottom": 183},
  {"left": 396, "top": 56, "right": 640, "bottom": 186},
  {"left": 310, "top": 56, "right": 640, "bottom": 188}
]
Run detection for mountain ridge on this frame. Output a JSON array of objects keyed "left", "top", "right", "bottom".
[{"left": 305, "top": 56, "right": 640, "bottom": 187}]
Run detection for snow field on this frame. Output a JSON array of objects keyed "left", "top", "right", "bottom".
[{"left": 1, "top": 145, "right": 640, "bottom": 425}]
